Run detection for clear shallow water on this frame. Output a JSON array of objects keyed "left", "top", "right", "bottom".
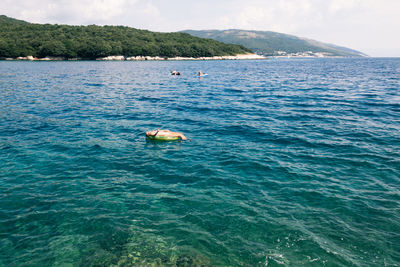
[{"left": 0, "top": 58, "right": 399, "bottom": 266}]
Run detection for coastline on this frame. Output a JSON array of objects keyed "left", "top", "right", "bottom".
[{"left": 2, "top": 53, "right": 267, "bottom": 61}]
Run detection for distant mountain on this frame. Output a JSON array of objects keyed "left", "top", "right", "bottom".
[
  {"left": 182, "top": 29, "right": 367, "bottom": 57},
  {"left": 0, "top": 15, "right": 251, "bottom": 59}
]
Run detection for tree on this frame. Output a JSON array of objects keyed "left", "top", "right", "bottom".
[
  {"left": 0, "top": 15, "right": 252, "bottom": 59},
  {"left": 38, "top": 40, "right": 67, "bottom": 57}
]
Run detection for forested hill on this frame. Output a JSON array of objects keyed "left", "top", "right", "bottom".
[
  {"left": 0, "top": 15, "right": 251, "bottom": 59},
  {"left": 0, "top": 15, "right": 29, "bottom": 25},
  {"left": 182, "top": 29, "right": 367, "bottom": 57}
]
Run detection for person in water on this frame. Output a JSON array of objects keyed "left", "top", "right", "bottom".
[
  {"left": 171, "top": 70, "right": 181, "bottom": 75},
  {"left": 146, "top": 129, "right": 187, "bottom": 140},
  {"left": 198, "top": 70, "right": 204, "bottom": 76}
]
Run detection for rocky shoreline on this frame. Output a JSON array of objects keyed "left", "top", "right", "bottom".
[{"left": 2, "top": 54, "right": 267, "bottom": 61}]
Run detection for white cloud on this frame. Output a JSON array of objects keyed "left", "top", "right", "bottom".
[
  {"left": 2, "top": 0, "right": 126, "bottom": 24},
  {"left": 216, "top": 0, "right": 322, "bottom": 33},
  {"left": 329, "top": 0, "right": 362, "bottom": 13},
  {"left": 0, "top": 0, "right": 160, "bottom": 26}
]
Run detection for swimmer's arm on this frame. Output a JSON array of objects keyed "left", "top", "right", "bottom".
[{"left": 177, "top": 133, "right": 187, "bottom": 140}]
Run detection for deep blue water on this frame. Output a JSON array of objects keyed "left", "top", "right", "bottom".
[{"left": 0, "top": 58, "right": 399, "bottom": 266}]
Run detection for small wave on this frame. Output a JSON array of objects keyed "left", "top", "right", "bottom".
[{"left": 83, "top": 83, "right": 104, "bottom": 87}]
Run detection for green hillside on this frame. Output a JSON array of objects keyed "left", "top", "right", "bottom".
[
  {"left": 183, "top": 29, "right": 367, "bottom": 57},
  {"left": 0, "top": 15, "right": 251, "bottom": 59},
  {"left": 0, "top": 15, "right": 29, "bottom": 25}
]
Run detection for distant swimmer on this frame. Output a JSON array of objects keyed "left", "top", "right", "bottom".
[
  {"left": 198, "top": 70, "right": 207, "bottom": 77},
  {"left": 146, "top": 129, "right": 187, "bottom": 141},
  {"left": 171, "top": 70, "right": 181, "bottom": 75}
]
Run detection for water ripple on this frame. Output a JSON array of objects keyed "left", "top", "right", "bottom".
[{"left": 0, "top": 58, "right": 399, "bottom": 266}]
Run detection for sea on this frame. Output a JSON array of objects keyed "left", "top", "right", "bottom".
[{"left": 0, "top": 58, "right": 399, "bottom": 266}]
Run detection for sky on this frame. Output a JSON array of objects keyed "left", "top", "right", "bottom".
[{"left": 1, "top": 0, "right": 399, "bottom": 57}]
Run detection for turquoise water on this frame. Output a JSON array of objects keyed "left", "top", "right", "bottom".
[{"left": 0, "top": 58, "right": 399, "bottom": 266}]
